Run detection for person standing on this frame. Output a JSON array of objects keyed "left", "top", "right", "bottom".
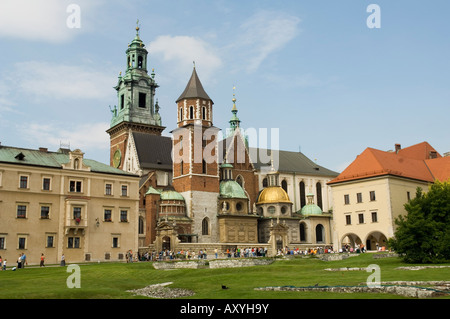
[
  {"left": 17, "top": 254, "right": 22, "bottom": 269},
  {"left": 21, "top": 253, "right": 27, "bottom": 268},
  {"left": 40, "top": 253, "right": 45, "bottom": 267}
]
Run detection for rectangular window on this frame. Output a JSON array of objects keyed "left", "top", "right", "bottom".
[
  {"left": 138, "top": 92, "right": 146, "bottom": 108},
  {"left": 105, "top": 183, "right": 112, "bottom": 195},
  {"left": 112, "top": 237, "right": 119, "bottom": 248},
  {"left": 121, "top": 185, "right": 128, "bottom": 196},
  {"left": 47, "top": 236, "right": 54, "bottom": 248},
  {"left": 358, "top": 213, "right": 365, "bottom": 224},
  {"left": 407, "top": 191, "right": 411, "bottom": 201},
  {"left": 356, "top": 193, "right": 363, "bottom": 203},
  {"left": 68, "top": 237, "right": 80, "bottom": 248},
  {"left": 40, "top": 206, "right": 50, "bottom": 219},
  {"left": 18, "top": 237, "right": 26, "bottom": 249},
  {"left": 120, "top": 210, "right": 128, "bottom": 222},
  {"left": 0, "top": 237, "right": 5, "bottom": 249},
  {"left": 371, "top": 212, "right": 378, "bottom": 223},
  {"left": 17, "top": 205, "right": 27, "bottom": 218},
  {"left": 120, "top": 94, "right": 125, "bottom": 109},
  {"left": 344, "top": 194, "right": 350, "bottom": 205},
  {"left": 69, "top": 180, "right": 82, "bottom": 193},
  {"left": 42, "top": 178, "right": 51, "bottom": 191},
  {"left": 19, "top": 176, "right": 28, "bottom": 189},
  {"left": 370, "top": 191, "right": 376, "bottom": 201},
  {"left": 73, "top": 207, "right": 82, "bottom": 220},
  {"left": 345, "top": 215, "right": 351, "bottom": 225},
  {"left": 104, "top": 209, "right": 112, "bottom": 222}
]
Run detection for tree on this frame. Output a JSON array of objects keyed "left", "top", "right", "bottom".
[{"left": 389, "top": 181, "right": 450, "bottom": 263}]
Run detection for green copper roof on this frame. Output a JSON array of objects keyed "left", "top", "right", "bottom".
[
  {"left": 0, "top": 145, "right": 137, "bottom": 177},
  {"left": 300, "top": 203, "right": 323, "bottom": 216},
  {"left": 145, "top": 186, "right": 161, "bottom": 196},
  {"left": 160, "top": 190, "right": 185, "bottom": 201},
  {"left": 219, "top": 180, "right": 247, "bottom": 199}
]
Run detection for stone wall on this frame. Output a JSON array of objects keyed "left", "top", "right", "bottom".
[
  {"left": 152, "top": 258, "right": 274, "bottom": 270},
  {"left": 209, "top": 258, "right": 274, "bottom": 269}
]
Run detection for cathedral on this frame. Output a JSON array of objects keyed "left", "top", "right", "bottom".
[{"left": 107, "top": 26, "right": 339, "bottom": 256}]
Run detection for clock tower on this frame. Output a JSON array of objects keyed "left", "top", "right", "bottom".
[{"left": 107, "top": 24, "right": 165, "bottom": 170}]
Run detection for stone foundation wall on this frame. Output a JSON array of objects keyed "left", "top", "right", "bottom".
[{"left": 152, "top": 258, "right": 274, "bottom": 270}]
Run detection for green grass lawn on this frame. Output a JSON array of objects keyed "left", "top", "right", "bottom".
[{"left": 0, "top": 253, "right": 449, "bottom": 299}]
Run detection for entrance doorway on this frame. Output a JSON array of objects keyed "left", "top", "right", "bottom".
[{"left": 162, "top": 236, "right": 171, "bottom": 251}]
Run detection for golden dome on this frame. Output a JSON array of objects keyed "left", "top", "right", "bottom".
[{"left": 257, "top": 186, "right": 291, "bottom": 204}]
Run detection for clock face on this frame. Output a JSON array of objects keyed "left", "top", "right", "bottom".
[{"left": 113, "top": 149, "right": 122, "bottom": 168}]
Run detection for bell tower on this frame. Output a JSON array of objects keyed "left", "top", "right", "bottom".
[
  {"left": 171, "top": 65, "right": 220, "bottom": 242},
  {"left": 107, "top": 22, "right": 164, "bottom": 170}
]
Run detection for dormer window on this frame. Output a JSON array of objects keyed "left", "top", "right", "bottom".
[{"left": 15, "top": 152, "right": 25, "bottom": 160}]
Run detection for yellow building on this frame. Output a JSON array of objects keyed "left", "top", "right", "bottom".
[
  {"left": 0, "top": 145, "right": 140, "bottom": 266},
  {"left": 328, "top": 142, "right": 450, "bottom": 251}
]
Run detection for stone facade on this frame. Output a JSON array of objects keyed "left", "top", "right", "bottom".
[{"left": 0, "top": 146, "right": 140, "bottom": 265}]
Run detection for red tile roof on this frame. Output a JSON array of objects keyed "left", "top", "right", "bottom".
[{"left": 328, "top": 142, "right": 449, "bottom": 185}]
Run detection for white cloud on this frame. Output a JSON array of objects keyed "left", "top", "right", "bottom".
[
  {"left": 0, "top": 0, "right": 102, "bottom": 43},
  {"left": 234, "top": 11, "right": 301, "bottom": 72},
  {"left": 148, "top": 35, "right": 222, "bottom": 83},
  {"left": 12, "top": 61, "right": 113, "bottom": 100},
  {"left": 21, "top": 122, "right": 110, "bottom": 151}
]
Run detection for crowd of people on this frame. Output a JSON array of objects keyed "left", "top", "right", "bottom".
[
  {"left": 0, "top": 243, "right": 385, "bottom": 269},
  {"left": 0, "top": 253, "right": 67, "bottom": 270},
  {"left": 127, "top": 246, "right": 344, "bottom": 262}
]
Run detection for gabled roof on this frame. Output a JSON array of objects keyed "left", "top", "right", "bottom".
[
  {"left": 328, "top": 142, "right": 449, "bottom": 185},
  {"left": 176, "top": 67, "right": 211, "bottom": 102},
  {"left": 397, "top": 141, "right": 442, "bottom": 160},
  {"left": 250, "top": 148, "right": 339, "bottom": 177},
  {"left": 132, "top": 132, "right": 172, "bottom": 170}
]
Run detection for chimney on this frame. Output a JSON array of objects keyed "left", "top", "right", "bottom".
[
  {"left": 444, "top": 152, "right": 450, "bottom": 157},
  {"left": 39, "top": 147, "right": 48, "bottom": 152},
  {"left": 429, "top": 151, "right": 437, "bottom": 159},
  {"left": 395, "top": 144, "right": 401, "bottom": 154}
]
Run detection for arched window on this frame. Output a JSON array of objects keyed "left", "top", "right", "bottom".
[
  {"left": 281, "top": 180, "right": 288, "bottom": 192},
  {"left": 138, "top": 56, "right": 143, "bottom": 68},
  {"left": 300, "top": 222, "right": 306, "bottom": 242},
  {"left": 138, "top": 217, "right": 144, "bottom": 234},
  {"left": 236, "top": 175, "right": 243, "bottom": 187},
  {"left": 299, "top": 181, "right": 306, "bottom": 208},
  {"left": 202, "top": 217, "right": 209, "bottom": 235},
  {"left": 316, "top": 224, "right": 325, "bottom": 243},
  {"left": 262, "top": 178, "right": 268, "bottom": 188},
  {"left": 180, "top": 160, "right": 184, "bottom": 175},
  {"left": 179, "top": 108, "right": 183, "bottom": 121},
  {"left": 189, "top": 106, "right": 194, "bottom": 119},
  {"left": 202, "top": 106, "right": 206, "bottom": 120},
  {"left": 316, "top": 182, "right": 323, "bottom": 210}
]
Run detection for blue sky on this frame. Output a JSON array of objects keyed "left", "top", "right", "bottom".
[{"left": 0, "top": 0, "right": 449, "bottom": 173}]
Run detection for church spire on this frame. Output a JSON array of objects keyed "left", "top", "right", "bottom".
[
  {"left": 176, "top": 65, "right": 212, "bottom": 103},
  {"left": 108, "top": 23, "right": 163, "bottom": 133},
  {"left": 229, "top": 86, "right": 241, "bottom": 131}
]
